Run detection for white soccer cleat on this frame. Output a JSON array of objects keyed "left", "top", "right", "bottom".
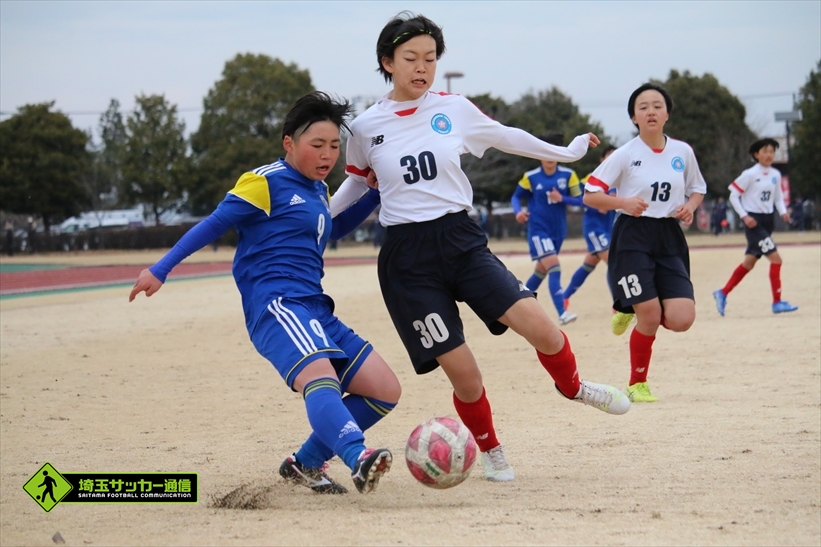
[
  {"left": 558, "top": 311, "right": 578, "bottom": 326},
  {"left": 481, "top": 445, "right": 515, "bottom": 482},
  {"left": 573, "top": 380, "right": 631, "bottom": 415}
]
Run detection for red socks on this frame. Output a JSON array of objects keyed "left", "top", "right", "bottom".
[
  {"left": 536, "top": 331, "right": 581, "bottom": 399},
  {"left": 452, "top": 388, "right": 499, "bottom": 453},
  {"left": 722, "top": 264, "right": 750, "bottom": 295},
  {"left": 769, "top": 263, "right": 782, "bottom": 303},
  {"left": 629, "top": 329, "right": 656, "bottom": 385}
]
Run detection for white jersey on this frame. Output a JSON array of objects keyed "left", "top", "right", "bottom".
[
  {"left": 586, "top": 136, "right": 706, "bottom": 218},
  {"left": 344, "top": 91, "right": 505, "bottom": 225},
  {"left": 728, "top": 163, "right": 786, "bottom": 216}
]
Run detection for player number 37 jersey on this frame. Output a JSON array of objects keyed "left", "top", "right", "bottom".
[{"left": 586, "top": 136, "right": 707, "bottom": 218}]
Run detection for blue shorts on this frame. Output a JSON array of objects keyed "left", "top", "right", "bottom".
[
  {"left": 250, "top": 295, "right": 372, "bottom": 390},
  {"left": 527, "top": 231, "right": 564, "bottom": 260},
  {"left": 583, "top": 217, "right": 612, "bottom": 254}
]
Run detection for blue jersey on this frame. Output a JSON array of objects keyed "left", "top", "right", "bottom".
[
  {"left": 512, "top": 165, "right": 582, "bottom": 241},
  {"left": 216, "top": 161, "right": 333, "bottom": 330},
  {"left": 580, "top": 177, "right": 616, "bottom": 233},
  {"left": 151, "top": 160, "right": 335, "bottom": 333}
]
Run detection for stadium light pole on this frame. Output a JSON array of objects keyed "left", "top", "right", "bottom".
[{"left": 444, "top": 72, "right": 464, "bottom": 94}]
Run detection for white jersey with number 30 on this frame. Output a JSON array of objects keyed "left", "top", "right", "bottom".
[
  {"left": 586, "top": 136, "right": 706, "bottom": 218},
  {"left": 345, "top": 91, "right": 506, "bottom": 226}
]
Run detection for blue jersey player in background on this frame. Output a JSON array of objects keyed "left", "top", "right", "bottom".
[
  {"left": 562, "top": 145, "right": 617, "bottom": 309},
  {"left": 129, "top": 92, "right": 398, "bottom": 495},
  {"left": 512, "top": 133, "right": 583, "bottom": 326}
]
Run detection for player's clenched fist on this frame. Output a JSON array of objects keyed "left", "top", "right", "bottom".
[
  {"left": 620, "top": 196, "right": 649, "bottom": 217},
  {"left": 129, "top": 269, "right": 163, "bottom": 301}
]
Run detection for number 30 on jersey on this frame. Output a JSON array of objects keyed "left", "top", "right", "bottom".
[{"left": 400, "top": 151, "right": 438, "bottom": 184}]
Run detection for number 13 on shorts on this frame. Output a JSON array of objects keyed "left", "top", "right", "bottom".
[{"left": 617, "top": 274, "right": 643, "bottom": 299}]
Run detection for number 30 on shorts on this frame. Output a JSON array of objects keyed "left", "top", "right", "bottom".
[
  {"left": 617, "top": 274, "right": 643, "bottom": 299},
  {"left": 413, "top": 313, "right": 450, "bottom": 349}
]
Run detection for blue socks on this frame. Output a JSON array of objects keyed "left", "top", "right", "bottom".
[
  {"left": 296, "top": 390, "right": 396, "bottom": 471},
  {"left": 300, "top": 378, "right": 367, "bottom": 471},
  {"left": 564, "top": 263, "right": 596, "bottom": 300},
  {"left": 548, "top": 265, "right": 564, "bottom": 315},
  {"left": 526, "top": 270, "right": 547, "bottom": 292}
]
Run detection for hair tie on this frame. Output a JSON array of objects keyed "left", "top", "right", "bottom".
[{"left": 392, "top": 29, "right": 432, "bottom": 44}]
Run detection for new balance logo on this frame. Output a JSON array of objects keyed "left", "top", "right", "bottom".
[
  {"left": 371, "top": 135, "right": 385, "bottom": 147},
  {"left": 631, "top": 160, "right": 642, "bottom": 167},
  {"left": 338, "top": 420, "right": 362, "bottom": 438},
  {"left": 289, "top": 194, "right": 306, "bottom": 205}
]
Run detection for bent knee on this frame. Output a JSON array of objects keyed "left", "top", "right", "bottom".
[{"left": 664, "top": 313, "right": 695, "bottom": 332}]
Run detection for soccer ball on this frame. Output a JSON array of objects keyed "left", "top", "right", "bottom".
[{"left": 405, "top": 417, "right": 477, "bottom": 489}]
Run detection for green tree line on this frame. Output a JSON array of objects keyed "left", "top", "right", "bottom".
[{"left": 2, "top": 54, "right": 819, "bottom": 231}]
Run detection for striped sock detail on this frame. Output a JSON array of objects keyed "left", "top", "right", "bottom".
[{"left": 303, "top": 378, "right": 341, "bottom": 398}]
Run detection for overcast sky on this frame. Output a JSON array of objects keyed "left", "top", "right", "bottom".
[{"left": 1, "top": 1, "right": 819, "bottom": 145}]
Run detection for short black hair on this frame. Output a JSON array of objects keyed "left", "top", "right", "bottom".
[
  {"left": 600, "top": 144, "right": 617, "bottom": 160},
  {"left": 749, "top": 137, "right": 779, "bottom": 158},
  {"left": 376, "top": 12, "right": 446, "bottom": 83},
  {"left": 281, "top": 91, "right": 353, "bottom": 140},
  {"left": 539, "top": 132, "right": 564, "bottom": 147},
  {"left": 628, "top": 83, "right": 674, "bottom": 119}
]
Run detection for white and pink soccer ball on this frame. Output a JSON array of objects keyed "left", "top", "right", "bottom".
[{"left": 405, "top": 417, "right": 477, "bottom": 489}]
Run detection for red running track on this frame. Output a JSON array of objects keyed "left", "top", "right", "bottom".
[{"left": 0, "top": 257, "right": 377, "bottom": 296}]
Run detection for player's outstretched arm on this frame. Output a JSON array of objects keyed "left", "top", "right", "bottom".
[
  {"left": 494, "top": 129, "right": 596, "bottom": 163},
  {"left": 129, "top": 269, "right": 163, "bottom": 301}
]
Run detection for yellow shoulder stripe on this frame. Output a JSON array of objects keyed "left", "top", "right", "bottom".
[
  {"left": 518, "top": 174, "right": 532, "bottom": 191},
  {"left": 228, "top": 172, "right": 271, "bottom": 215},
  {"left": 568, "top": 171, "right": 581, "bottom": 197}
]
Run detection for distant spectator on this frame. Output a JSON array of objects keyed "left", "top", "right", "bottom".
[
  {"left": 371, "top": 217, "right": 386, "bottom": 248},
  {"left": 790, "top": 197, "right": 804, "bottom": 231},
  {"left": 4, "top": 220, "right": 13, "bottom": 256},
  {"left": 803, "top": 199, "right": 814, "bottom": 231},
  {"left": 711, "top": 197, "right": 728, "bottom": 236}
]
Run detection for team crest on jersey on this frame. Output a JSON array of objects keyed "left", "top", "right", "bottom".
[
  {"left": 431, "top": 113, "right": 452, "bottom": 134},
  {"left": 671, "top": 156, "right": 685, "bottom": 172},
  {"left": 771, "top": 176, "right": 777, "bottom": 185},
  {"left": 558, "top": 178, "right": 567, "bottom": 190}
]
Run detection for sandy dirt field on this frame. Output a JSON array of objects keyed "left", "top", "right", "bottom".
[{"left": 1, "top": 232, "right": 819, "bottom": 546}]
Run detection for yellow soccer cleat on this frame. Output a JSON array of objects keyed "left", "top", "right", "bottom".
[
  {"left": 627, "top": 382, "right": 658, "bottom": 403},
  {"left": 611, "top": 311, "right": 635, "bottom": 336}
]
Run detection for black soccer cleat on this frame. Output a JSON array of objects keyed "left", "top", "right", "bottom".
[
  {"left": 279, "top": 454, "right": 348, "bottom": 494},
  {"left": 351, "top": 448, "right": 392, "bottom": 494}
]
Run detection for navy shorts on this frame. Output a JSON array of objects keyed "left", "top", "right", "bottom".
[
  {"left": 607, "top": 216, "right": 694, "bottom": 314},
  {"left": 378, "top": 211, "right": 533, "bottom": 375},
  {"left": 744, "top": 212, "right": 778, "bottom": 257},
  {"left": 251, "top": 294, "right": 372, "bottom": 390}
]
